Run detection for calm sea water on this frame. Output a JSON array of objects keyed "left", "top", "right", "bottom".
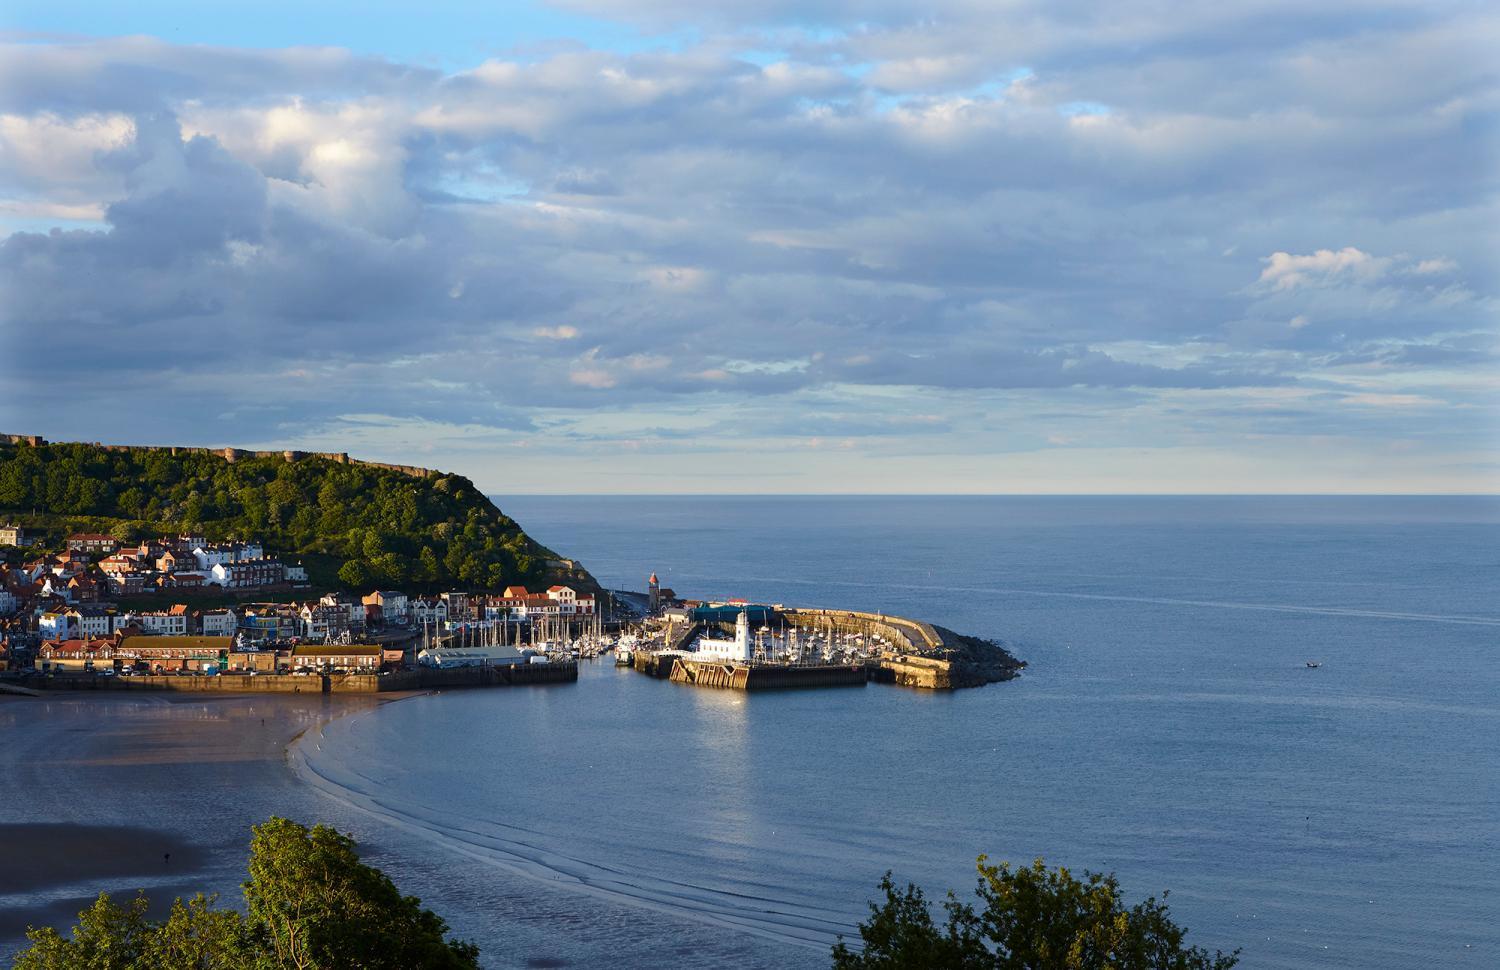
[{"left": 295, "top": 496, "right": 1500, "bottom": 969}]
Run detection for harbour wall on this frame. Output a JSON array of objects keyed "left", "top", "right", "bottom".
[
  {"left": 782, "top": 608, "right": 944, "bottom": 653},
  {"left": 669, "top": 658, "right": 866, "bottom": 691},
  {"left": 633, "top": 651, "right": 679, "bottom": 678},
  {"left": 14, "top": 662, "right": 577, "bottom": 694}
]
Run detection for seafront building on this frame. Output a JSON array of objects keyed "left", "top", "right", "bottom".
[{"left": 0, "top": 525, "right": 604, "bottom": 673}]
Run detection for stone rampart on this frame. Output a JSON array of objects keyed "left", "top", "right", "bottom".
[{"left": 1, "top": 435, "right": 437, "bottom": 478}]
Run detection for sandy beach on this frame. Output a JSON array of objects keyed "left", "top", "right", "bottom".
[{"left": 0, "top": 691, "right": 391, "bottom": 956}]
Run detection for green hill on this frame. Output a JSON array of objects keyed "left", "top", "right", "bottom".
[{"left": 0, "top": 438, "right": 595, "bottom": 594}]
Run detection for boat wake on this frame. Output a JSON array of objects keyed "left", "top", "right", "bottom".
[{"left": 288, "top": 711, "right": 858, "bottom": 951}]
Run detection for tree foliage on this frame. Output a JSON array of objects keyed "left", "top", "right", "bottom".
[
  {"left": 0, "top": 441, "right": 558, "bottom": 591},
  {"left": 244, "top": 817, "right": 479, "bottom": 970},
  {"left": 11, "top": 818, "right": 478, "bottom": 970},
  {"left": 832, "top": 858, "right": 1238, "bottom": 970}
]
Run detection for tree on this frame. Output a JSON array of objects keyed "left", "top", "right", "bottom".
[
  {"left": 140, "top": 894, "right": 249, "bottom": 970},
  {"left": 830, "top": 874, "right": 989, "bottom": 970},
  {"left": 244, "top": 817, "right": 479, "bottom": 970},
  {"left": 337, "top": 558, "right": 373, "bottom": 589},
  {"left": 12, "top": 892, "right": 155, "bottom": 970},
  {"left": 832, "top": 858, "right": 1238, "bottom": 970},
  {"left": 110, "top": 520, "right": 141, "bottom": 544},
  {"left": 418, "top": 546, "right": 441, "bottom": 583},
  {"left": 11, "top": 818, "right": 479, "bottom": 970}
]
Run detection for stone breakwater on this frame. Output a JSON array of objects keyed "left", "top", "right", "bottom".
[
  {"left": 782, "top": 608, "right": 1025, "bottom": 688},
  {"left": 634, "top": 608, "right": 1025, "bottom": 692}
]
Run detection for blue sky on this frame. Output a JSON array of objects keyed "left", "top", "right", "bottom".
[
  {"left": 1, "top": 2, "right": 1495, "bottom": 492},
  {"left": 3, "top": 1, "right": 685, "bottom": 64}
]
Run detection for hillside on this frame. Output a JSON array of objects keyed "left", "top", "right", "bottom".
[{"left": 0, "top": 437, "right": 596, "bottom": 594}]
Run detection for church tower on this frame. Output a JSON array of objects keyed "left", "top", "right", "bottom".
[{"left": 648, "top": 572, "right": 660, "bottom": 613}]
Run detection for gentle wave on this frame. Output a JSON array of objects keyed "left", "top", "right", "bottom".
[
  {"left": 289, "top": 710, "right": 859, "bottom": 951},
  {"left": 703, "top": 573, "right": 1500, "bottom": 627}
]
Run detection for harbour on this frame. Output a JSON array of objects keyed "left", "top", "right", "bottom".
[{"left": 3, "top": 495, "right": 1496, "bottom": 969}]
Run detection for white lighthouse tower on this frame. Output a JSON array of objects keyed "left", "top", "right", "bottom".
[
  {"left": 695, "top": 610, "right": 753, "bottom": 663},
  {"left": 733, "top": 610, "right": 751, "bottom": 662}
]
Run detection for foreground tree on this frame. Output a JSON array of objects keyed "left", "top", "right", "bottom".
[
  {"left": 12, "top": 893, "right": 153, "bottom": 970},
  {"left": 11, "top": 818, "right": 477, "bottom": 970},
  {"left": 832, "top": 858, "right": 1238, "bottom": 970},
  {"left": 244, "top": 817, "right": 479, "bottom": 969}
]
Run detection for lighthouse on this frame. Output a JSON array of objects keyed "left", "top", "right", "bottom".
[
  {"left": 693, "top": 610, "right": 753, "bottom": 663},
  {"left": 733, "top": 610, "right": 751, "bottom": 662},
  {"left": 648, "top": 572, "right": 660, "bottom": 613}
]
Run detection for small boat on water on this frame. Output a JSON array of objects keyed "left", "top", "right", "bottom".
[{"left": 1305, "top": 661, "right": 1322, "bottom": 668}]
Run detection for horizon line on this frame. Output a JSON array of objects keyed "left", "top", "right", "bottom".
[{"left": 486, "top": 492, "right": 1500, "bottom": 498}]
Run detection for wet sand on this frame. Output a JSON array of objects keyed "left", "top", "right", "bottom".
[{"left": 0, "top": 691, "right": 392, "bottom": 954}]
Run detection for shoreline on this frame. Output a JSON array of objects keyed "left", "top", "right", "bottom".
[{"left": 0, "top": 690, "right": 402, "bottom": 954}]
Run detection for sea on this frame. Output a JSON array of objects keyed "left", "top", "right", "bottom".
[{"left": 289, "top": 495, "right": 1499, "bottom": 969}]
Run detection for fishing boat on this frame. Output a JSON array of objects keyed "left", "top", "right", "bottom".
[{"left": 1305, "top": 660, "right": 1322, "bottom": 668}]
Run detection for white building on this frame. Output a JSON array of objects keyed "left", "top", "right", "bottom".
[
  {"left": 193, "top": 540, "right": 266, "bottom": 570},
  {"left": 123, "top": 610, "right": 189, "bottom": 637},
  {"left": 283, "top": 562, "right": 308, "bottom": 583},
  {"left": 362, "top": 590, "right": 409, "bottom": 623},
  {"left": 546, "top": 585, "right": 578, "bottom": 612},
  {"left": 200, "top": 609, "right": 237, "bottom": 637},
  {"left": 694, "top": 611, "right": 752, "bottom": 663},
  {"left": 0, "top": 589, "right": 17, "bottom": 615},
  {"left": 192, "top": 545, "right": 235, "bottom": 571},
  {"left": 411, "top": 597, "right": 449, "bottom": 626},
  {"left": 300, "top": 604, "right": 350, "bottom": 640},
  {"left": 39, "top": 576, "right": 74, "bottom": 603},
  {"left": 38, "top": 610, "right": 72, "bottom": 639},
  {"left": 209, "top": 559, "right": 284, "bottom": 588},
  {"left": 66, "top": 606, "right": 114, "bottom": 637}
]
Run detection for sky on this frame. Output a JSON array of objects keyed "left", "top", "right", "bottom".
[{"left": 0, "top": 2, "right": 1496, "bottom": 493}]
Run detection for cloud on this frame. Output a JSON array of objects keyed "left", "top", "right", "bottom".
[
  {"left": 0, "top": 5, "right": 1494, "bottom": 491},
  {"left": 533, "top": 325, "right": 581, "bottom": 339},
  {"left": 1258, "top": 247, "right": 1387, "bottom": 291}
]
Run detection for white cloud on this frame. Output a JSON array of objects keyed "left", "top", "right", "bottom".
[
  {"left": 534, "top": 325, "right": 581, "bottom": 339},
  {"left": 1258, "top": 247, "right": 1386, "bottom": 291},
  {"left": 1413, "top": 257, "right": 1458, "bottom": 275}
]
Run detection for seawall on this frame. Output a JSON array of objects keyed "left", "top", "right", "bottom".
[
  {"left": 15, "top": 662, "right": 578, "bottom": 694},
  {"left": 669, "top": 658, "right": 867, "bottom": 691}
]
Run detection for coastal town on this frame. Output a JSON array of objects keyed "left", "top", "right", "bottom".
[
  {"left": 0, "top": 525, "right": 604, "bottom": 680},
  {"left": 0, "top": 523, "right": 1021, "bottom": 693}
]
